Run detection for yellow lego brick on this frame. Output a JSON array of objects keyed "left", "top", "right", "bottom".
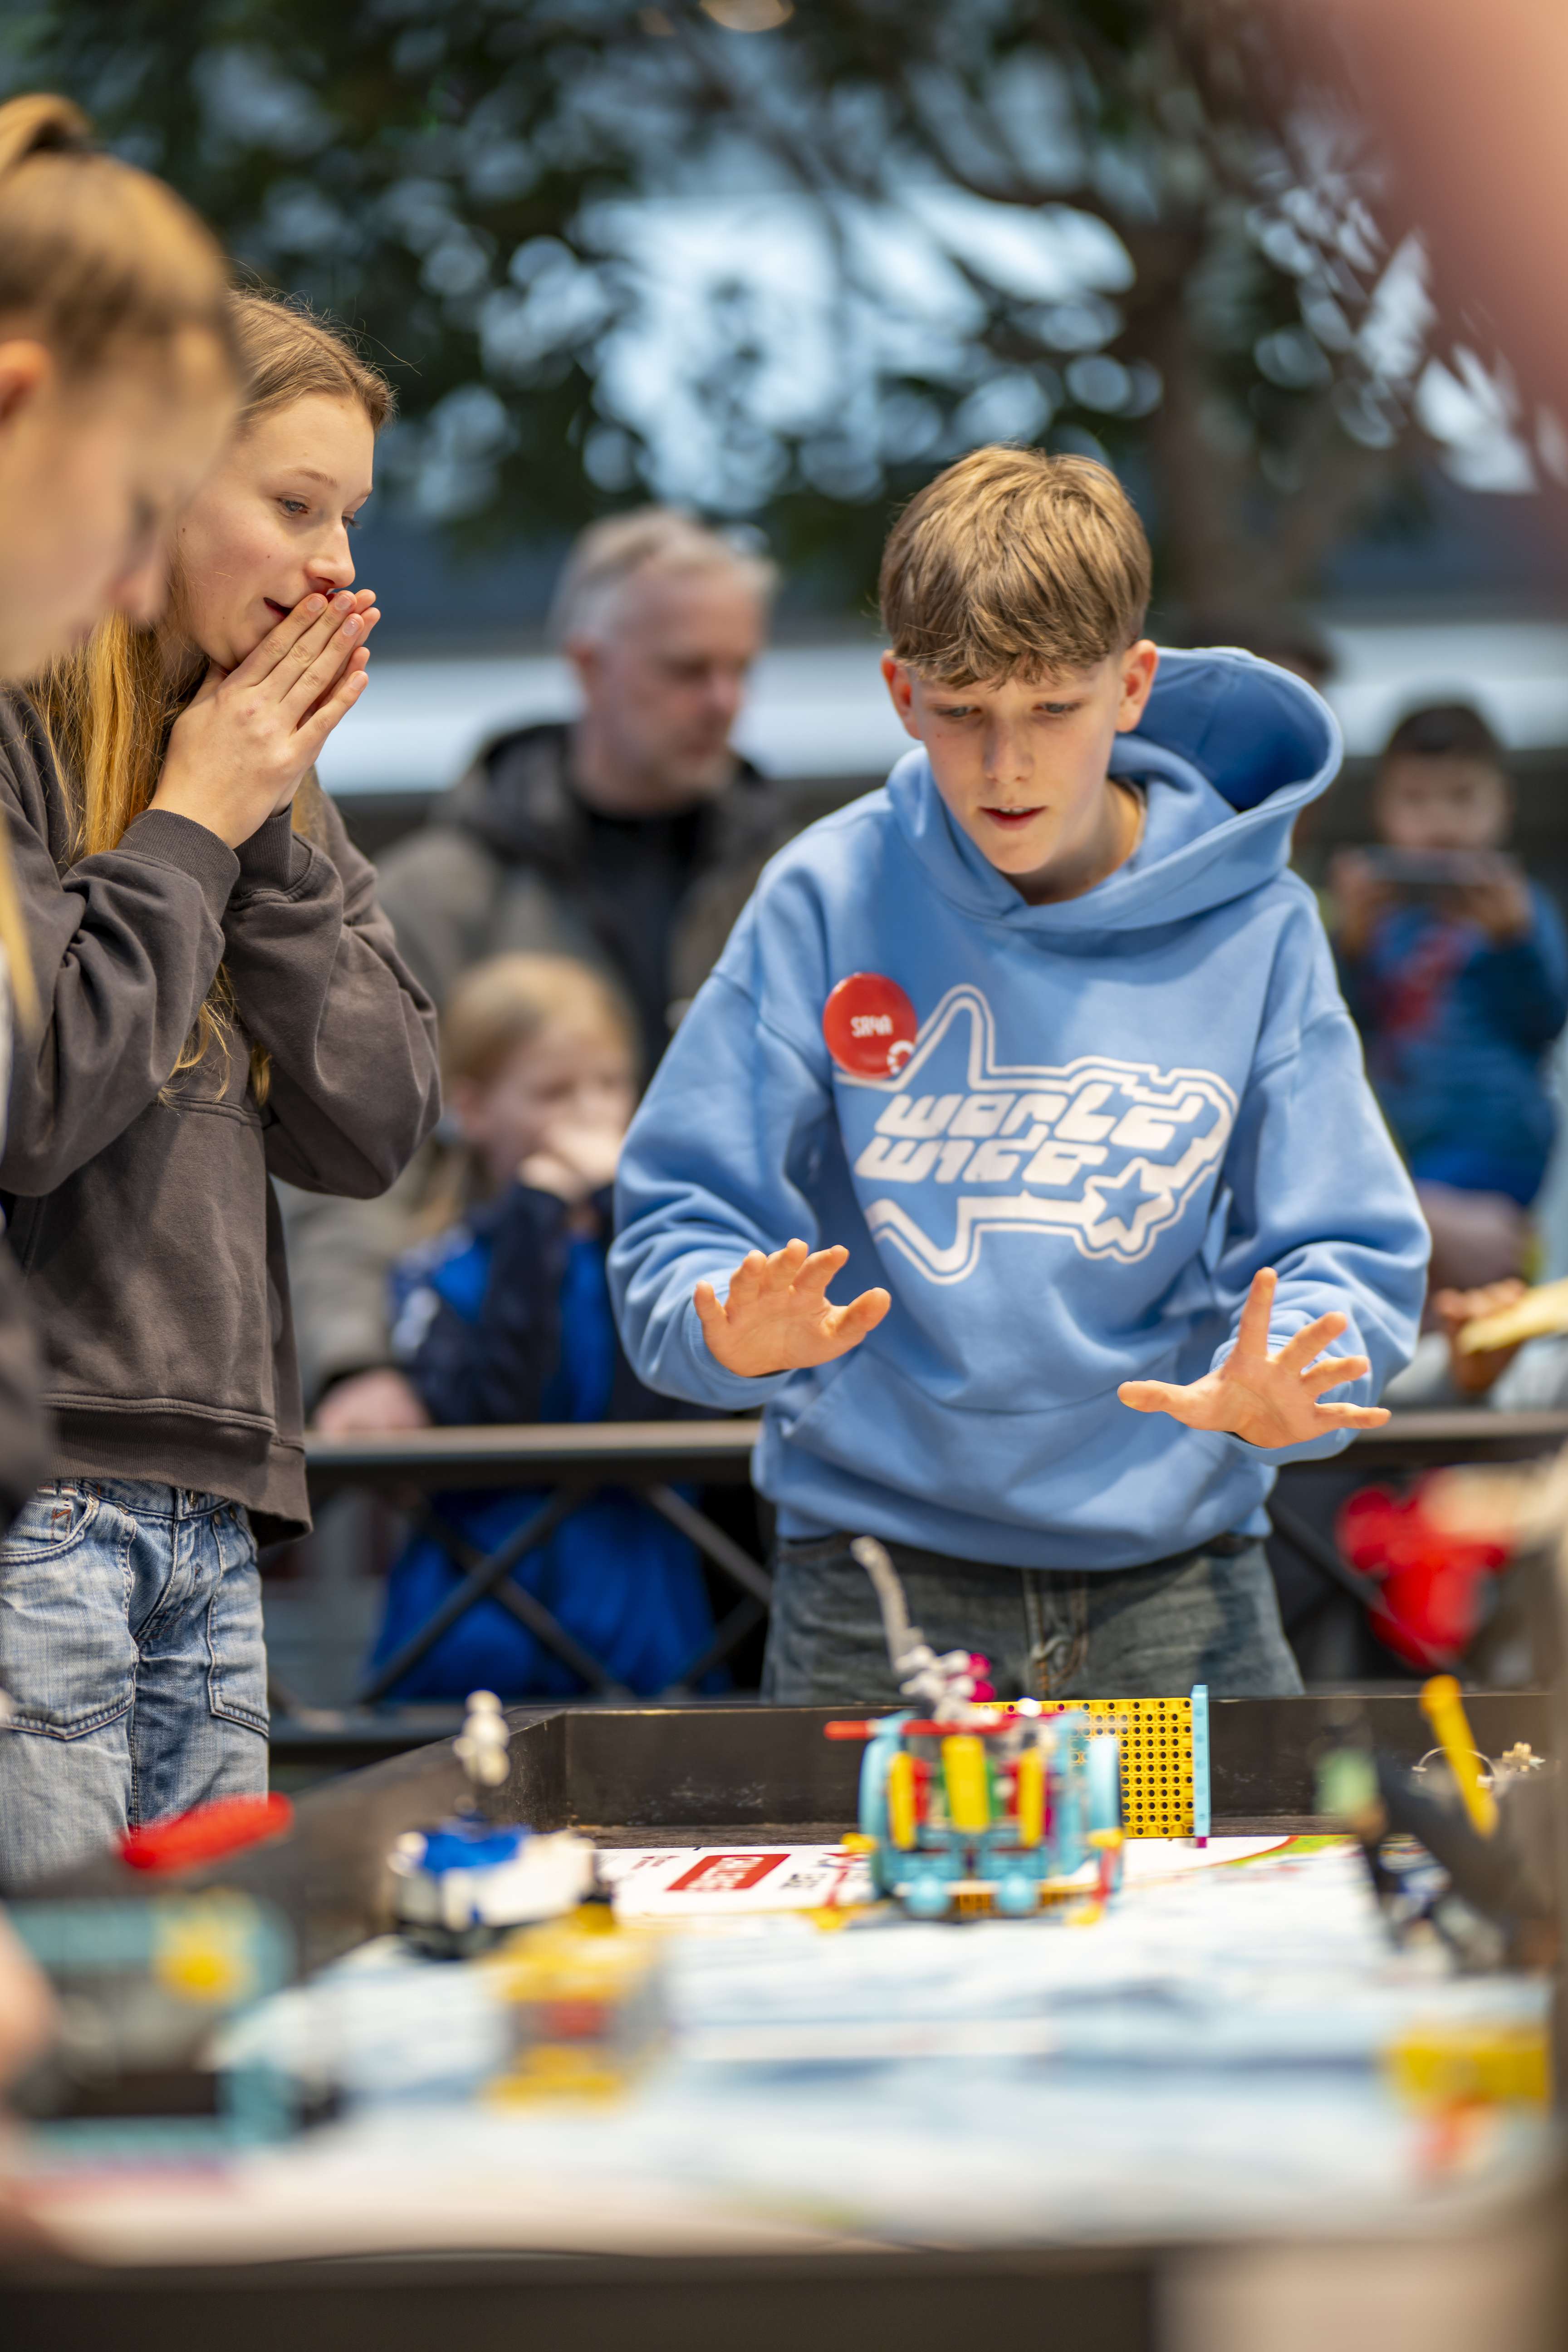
[
  {"left": 1015, "top": 1746, "right": 1044, "bottom": 1848},
  {"left": 887, "top": 1748, "right": 918, "bottom": 1848},
  {"left": 1386, "top": 2021, "right": 1550, "bottom": 2110},
  {"left": 942, "top": 1734, "right": 991, "bottom": 1832},
  {"left": 1040, "top": 1696, "right": 1196, "bottom": 1837}
]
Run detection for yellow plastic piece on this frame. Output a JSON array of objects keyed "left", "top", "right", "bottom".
[
  {"left": 485, "top": 1913, "right": 663, "bottom": 2106},
  {"left": 952, "top": 1885, "right": 995, "bottom": 1917},
  {"left": 942, "top": 1734, "right": 991, "bottom": 1832},
  {"left": 1039, "top": 1697, "right": 1196, "bottom": 1836},
  {"left": 152, "top": 1901, "right": 258, "bottom": 2007},
  {"left": 492, "top": 2046, "right": 627, "bottom": 2102},
  {"left": 1014, "top": 1747, "right": 1044, "bottom": 1848},
  {"left": 1386, "top": 2020, "right": 1548, "bottom": 2110},
  {"left": 840, "top": 1831, "right": 877, "bottom": 1855},
  {"left": 1087, "top": 1828, "right": 1124, "bottom": 1851},
  {"left": 886, "top": 1749, "right": 918, "bottom": 1849},
  {"left": 1420, "top": 1675, "right": 1498, "bottom": 1838}
]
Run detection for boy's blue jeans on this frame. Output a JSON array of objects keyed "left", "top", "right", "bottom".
[
  {"left": 761, "top": 1531, "right": 1303, "bottom": 1705},
  {"left": 0, "top": 1480, "right": 269, "bottom": 1890}
]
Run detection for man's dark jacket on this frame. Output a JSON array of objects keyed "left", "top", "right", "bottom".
[{"left": 374, "top": 720, "right": 789, "bottom": 1065}]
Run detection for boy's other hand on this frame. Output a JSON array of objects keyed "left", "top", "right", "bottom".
[
  {"left": 1117, "top": 1267, "right": 1390, "bottom": 1448},
  {"left": 1436, "top": 1277, "right": 1529, "bottom": 1396},
  {"left": 695, "top": 1238, "right": 891, "bottom": 1378}
]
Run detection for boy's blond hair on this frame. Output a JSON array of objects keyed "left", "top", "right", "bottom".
[{"left": 879, "top": 446, "right": 1152, "bottom": 685}]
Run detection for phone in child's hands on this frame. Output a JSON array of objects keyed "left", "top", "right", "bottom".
[{"left": 1357, "top": 846, "right": 1521, "bottom": 892}]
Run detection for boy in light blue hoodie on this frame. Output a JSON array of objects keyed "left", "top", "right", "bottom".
[{"left": 610, "top": 447, "right": 1429, "bottom": 1700}]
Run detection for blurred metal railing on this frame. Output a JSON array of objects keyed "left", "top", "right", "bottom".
[
  {"left": 306, "top": 1419, "right": 767, "bottom": 1705},
  {"left": 299, "top": 1411, "right": 1568, "bottom": 1712}
]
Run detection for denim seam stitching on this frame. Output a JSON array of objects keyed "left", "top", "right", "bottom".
[
  {"left": 124, "top": 1504, "right": 143, "bottom": 1827},
  {"left": 206, "top": 1511, "right": 268, "bottom": 1735},
  {"left": 6, "top": 1696, "right": 132, "bottom": 1741}
]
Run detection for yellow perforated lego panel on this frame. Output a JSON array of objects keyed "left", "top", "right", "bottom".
[{"left": 1039, "top": 1697, "right": 1196, "bottom": 1838}]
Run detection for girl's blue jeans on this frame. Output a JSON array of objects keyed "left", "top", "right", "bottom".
[{"left": 0, "top": 1478, "right": 268, "bottom": 1889}]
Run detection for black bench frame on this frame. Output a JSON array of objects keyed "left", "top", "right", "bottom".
[{"left": 300, "top": 1411, "right": 1568, "bottom": 1712}]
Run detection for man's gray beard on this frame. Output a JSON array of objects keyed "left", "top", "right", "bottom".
[{"left": 647, "top": 746, "right": 736, "bottom": 807}]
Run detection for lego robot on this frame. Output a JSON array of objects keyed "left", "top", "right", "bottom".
[
  {"left": 389, "top": 1693, "right": 598, "bottom": 1957},
  {"left": 827, "top": 1539, "right": 1124, "bottom": 1919}
]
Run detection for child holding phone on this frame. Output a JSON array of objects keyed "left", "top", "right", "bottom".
[
  {"left": 1332, "top": 703, "right": 1568, "bottom": 1292},
  {"left": 0, "top": 292, "right": 440, "bottom": 1884}
]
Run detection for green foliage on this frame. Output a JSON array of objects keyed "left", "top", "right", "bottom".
[{"left": 1, "top": 0, "right": 1428, "bottom": 608}]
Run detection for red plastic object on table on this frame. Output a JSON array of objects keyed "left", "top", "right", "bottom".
[
  {"left": 1336, "top": 1480, "right": 1513, "bottom": 1670},
  {"left": 120, "top": 1793, "right": 294, "bottom": 1873}
]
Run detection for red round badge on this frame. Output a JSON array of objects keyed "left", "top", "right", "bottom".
[{"left": 823, "top": 972, "right": 919, "bottom": 1078}]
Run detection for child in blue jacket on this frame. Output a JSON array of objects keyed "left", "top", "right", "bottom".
[
  {"left": 610, "top": 447, "right": 1429, "bottom": 1703},
  {"left": 1331, "top": 702, "right": 1568, "bottom": 1293},
  {"left": 370, "top": 953, "right": 715, "bottom": 1700}
]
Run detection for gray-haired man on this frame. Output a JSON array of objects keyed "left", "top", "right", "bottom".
[{"left": 299, "top": 509, "right": 789, "bottom": 1433}]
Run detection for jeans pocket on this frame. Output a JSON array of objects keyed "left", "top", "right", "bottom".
[
  {"left": 0, "top": 1492, "right": 134, "bottom": 1737},
  {"left": 206, "top": 1510, "right": 269, "bottom": 1736},
  {"left": 1, "top": 1486, "right": 101, "bottom": 1560}
]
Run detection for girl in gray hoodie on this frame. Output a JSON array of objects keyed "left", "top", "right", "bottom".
[
  {"left": 0, "top": 88, "right": 241, "bottom": 2071},
  {"left": 0, "top": 292, "right": 440, "bottom": 1886}
]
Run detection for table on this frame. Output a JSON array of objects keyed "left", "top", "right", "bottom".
[{"left": 5, "top": 1695, "right": 1563, "bottom": 2352}]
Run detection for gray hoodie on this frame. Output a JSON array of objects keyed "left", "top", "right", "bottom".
[{"left": 0, "top": 694, "right": 440, "bottom": 1541}]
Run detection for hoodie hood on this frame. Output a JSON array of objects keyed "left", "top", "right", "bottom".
[{"left": 887, "top": 646, "right": 1341, "bottom": 934}]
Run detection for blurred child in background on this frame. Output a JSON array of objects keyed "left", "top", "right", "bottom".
[
  {"left": 1332, "top": 703, "right": 1568, "bottom": 1296},
  {"left": 367, "top": 953, "right": 716, "bottom": 1700}
]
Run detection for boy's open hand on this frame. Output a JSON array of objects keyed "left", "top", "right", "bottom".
[
  {"left": 1117, "top": 1267, "right": 1390, "bottom": 1448},
  {"left": 695, "top": 1238, "right": 890, "bottom": 1379}
]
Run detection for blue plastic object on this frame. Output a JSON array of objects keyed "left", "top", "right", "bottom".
[
  {"left": 1191, "top": 1683, "right": 1212, "bottom": 1839},
  {"left": 417, "top": 1822, "right": 529, "bottom": 1873}
]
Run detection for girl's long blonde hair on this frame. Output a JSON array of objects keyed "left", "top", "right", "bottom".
[
  {"left": 0, "top": 90, "right": 237, "bottom": 1030},
  {"left": 33, "top": 291, "right": 394, "bottom": 1090}
]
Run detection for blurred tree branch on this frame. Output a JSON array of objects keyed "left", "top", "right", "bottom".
[{"left": 0, "top": 0, "right": 1496, "bottom": 611}]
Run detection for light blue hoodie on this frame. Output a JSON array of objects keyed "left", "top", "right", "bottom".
[{"left": 610, "top": 650, "right": 1429, "bottom": 1571}]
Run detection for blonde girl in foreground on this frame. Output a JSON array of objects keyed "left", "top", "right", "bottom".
[
  {"left": 0, "top": 93, "right": 238, "bottom": 2080},
  {"left": 0, "top": 289, "right": 441, "bottom": 1886}
]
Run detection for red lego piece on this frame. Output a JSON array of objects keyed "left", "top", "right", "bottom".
[
  {"left": 120, "top": 1793, "right": 295, "bottom": 1872},
  {"left": 1337, "top": 1481, "right": 1512, "bottom": 1669}
]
